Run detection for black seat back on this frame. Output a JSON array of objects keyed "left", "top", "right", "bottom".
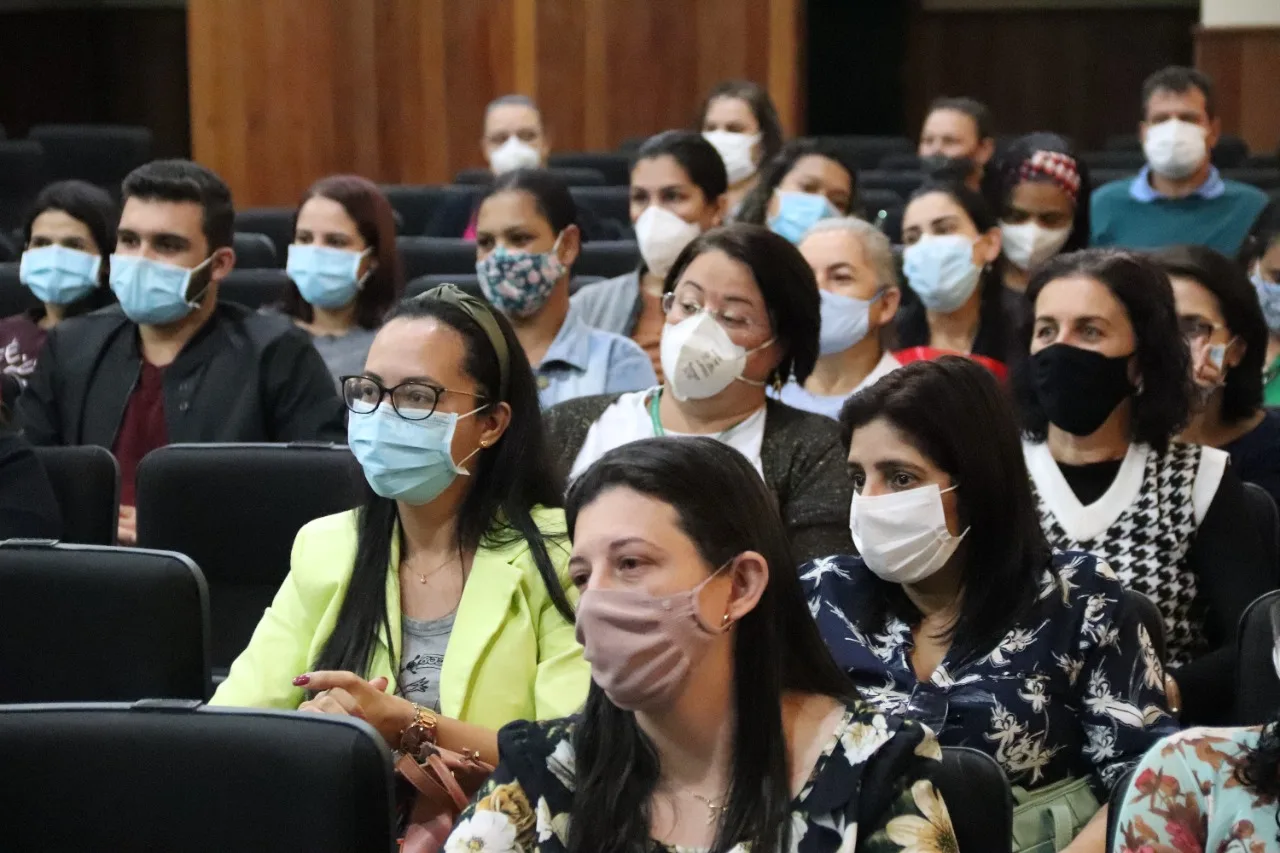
[
  {"left": 397, "top": 235, "right": 477, "bottom": 279},
  {"left": 550, "top": 152, "right": 633, "bottom": 186},
  {"left": 28, "top": 124, "right": 152, "bottom": 189},
  {"left": 1234, "top": 589, "right": 1280, "bottom": 725},
  {"left": 135, "top": 443, "right": 364, "bottom": 669},
  {"left": 1242, "top": 481, "right": 1280, "bottom": 581},
  {"left": 0, "top": 261, "right": 39, "bottom": 320},
  {"left": 935, "top": 746, "right": 1013, "bottom": 853},
  {"left": 234, "top": 207, "right": 296, "bottom": 261},
  {"left": 578, "top": 240, "right": 640, "bottom": 278},
  {"left": 0, "top": 541, "right": 210, "bottom": 701},
  {"left": 31, "top": 445, "right": 119, "bottom": 545},
  {"left": 219, "top": 268, "right": 293, "bottom": 309},
  {"left": 0, "top": 702, "right": 396, "bottom": 852},
  {"left": 233, "top": 231, "right": 281, "bottom": 268},
  {"left": 0, "top": 141, "right": 46, "bottom": 230}
]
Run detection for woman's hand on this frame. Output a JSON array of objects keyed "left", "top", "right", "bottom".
[{"left": 294, "top": 671, "right": 417, "bottom": 747}]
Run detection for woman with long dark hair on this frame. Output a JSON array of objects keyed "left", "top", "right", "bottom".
[
  {"left": 806, "top": 357, "right": 1176, "bottom": 853},
  {"left": 0, "top": 180, "right": 117, "bottom": 383},
  {"left": 446, "top": 437, "right": 956, "bottom": 853},
  {"left": 279, "top": 174, "right": 405, "bottom": 380},
  {"left": 895, "top": 181, "right": 1027, "bottom": 372},
  {"left": 735, "top": 138, "right": 859, "bottom": 243},
  {"left": 213, "top": 285, "right": 588, "bottom": 757},
  {"left": 1013, "top": 248, "right": 1274, "bottom": 725}
]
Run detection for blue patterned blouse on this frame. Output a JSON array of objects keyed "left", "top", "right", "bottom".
[{"left": 803, "top": 550, "right": 1179, "bottom": 796}]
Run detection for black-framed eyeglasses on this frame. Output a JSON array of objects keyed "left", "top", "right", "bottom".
[{"left": 339, "top": 375, "right": 486, "bottom": 421}]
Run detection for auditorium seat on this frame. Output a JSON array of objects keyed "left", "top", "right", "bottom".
[
  {"left": 550, "top": 152, "right": 633, "bottom": 186},
  {"left": 0, "top": 702, "right": 396, "bottom": 852},
  {"left": 232, "top": 231, "right": 280, "bottom": 269},
  {"left": 1090, "top": 168, "right": 1139, "bottom": 188},
  {"left": 382, "top": 183, "right": 478, "bottom": 237},
  {"left": 1223, "top": 168, "right": 1280, "bottom": 191},
  {"left": 219, "top": 268, "right": 292, "bottom": 309},
  {"left": 0, "top": 261, "right": 37, "bottom": 317},
  {"left": 32, "top": 445, "right": 119, "bottom": 546},
  {"left": 577, "top": 239, "right": 640, "bottom": 279},
  {"left": 858, "top": 188, "right": 904, "bottom": 222},
  {"left": 135, "top": 443, "right": 364, "bottom": 671},
  {"left": 1080, "top": 150, "right": 1146, "bottom": 171},
  {"left": 858, "top": 170, "right": 926, "bottom": 199},
  {"left": 234, "top": 207, "right": 295, "bottom": 261},
  {"left": 453, "top": 166, "right": 607, "bottom": 187},
  {"left": 28, "top": 124, "right": 152, "bottom": 191},
  {"left": 1122, "top": 588, "right": 1167, "bottom": 664},
  {"left": 814, "top": 135, "right": 914, "bottom": 171},
  {"left": 571, "top": 185, "right": 631, "bottom": 234},
  {"left": 0, "top": 541, "right": 210, "bottom": 702},
  {"left": 398, "top": 235, "right": 476, "bottom": 280},
  {"left": 878, "top": 152, "right": 923, "bottom": 172},
  {"left": 1213, "top": 135, "right": 1250, "bottom": 169},
  {"left": 0, "top": 140, "right": 46, "bottom": 230},
  {"left": 936, "top": 746, "right": 1013, "bottom": 852},
  {"left": 1233, "top": 589, "right": 1280, "bottom": 725}
]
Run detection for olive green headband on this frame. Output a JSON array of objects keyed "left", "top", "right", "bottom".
[{"left": 417, "top": 284, "right": 510, "bottom": 401}]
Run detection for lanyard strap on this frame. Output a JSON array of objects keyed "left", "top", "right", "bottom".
[{"left": 647, "top": 388, "right": 757, "bottom": 442}]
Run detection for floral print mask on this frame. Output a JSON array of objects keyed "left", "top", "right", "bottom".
[{"left": 475, "top": 236, "right": 566, "bottom": 318}]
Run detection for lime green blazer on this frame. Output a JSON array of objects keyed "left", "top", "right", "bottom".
[{"left": 211, "top": 506, "right": 589, "bottom": 728}]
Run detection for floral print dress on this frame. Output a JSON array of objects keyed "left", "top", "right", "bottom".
[
  {"left": 803, "top": 551, "right": 1178, "bottom": 799},
  {"left": 1115, "top": 726, "right": 1280, "bottom": 853},
  {"left": 443, "top": 703, "right": 959, "bottom": 853}
]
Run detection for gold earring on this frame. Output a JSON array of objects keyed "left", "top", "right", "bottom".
[{"left": 721, "top": 612, "right": 731, "bottom": 628}]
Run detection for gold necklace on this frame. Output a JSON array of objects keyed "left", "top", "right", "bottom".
[
  {"left": 404, "top": 553, "right": 458, "bottom": 585},
  {"left": 688, "top": 792, "right": 724, "bottom": 825}
]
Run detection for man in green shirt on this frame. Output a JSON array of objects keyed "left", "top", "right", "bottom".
[{"left": 1091, "top": 66, "right": 1276, "bottom": 256}]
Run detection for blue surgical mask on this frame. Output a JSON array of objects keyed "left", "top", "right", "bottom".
[
  {"left": 902, "top": 235, "right": 982, "bottom": 313},
  {"left": 1252, "top": 272, "right": 1280, "bottom": 335},
  {"left": 110, "top": 254, "right": 213, "bottom": 325},
  {"left": 819, "top": 289, "right": 881, "bottom": 355},
  {"left": 476, "top": 237, "right": 566, "bottom": 318},
  {"left": 287, "top": 244, "right": 370, "bottom": 309},
  {"left": 20, "top": 245, "right": 101, "bottom": 305},
  {"left": 768, "top": 191, "right": 840, "bottom": 244},
  {"left": 347, "top": 404, "right": 484, "bottom": 505}
]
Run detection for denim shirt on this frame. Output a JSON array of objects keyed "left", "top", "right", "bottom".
[{"left": 535, "top": 305, "right": 656, "bottom": 408}]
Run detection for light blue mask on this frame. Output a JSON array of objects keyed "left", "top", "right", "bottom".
[
  {"left": 902, "top": 235, "right": 982, "bottom": 313},
  {"left": 347, "top": 404, "right": 484, "bottom": 505},
  {"left": 819, "top": 289, "right": 881, "bottom": 355},
  {"left": 287, "top": 244, "right": 370, "bottom": 309},
  {"left": 109, "top": 253, "right": 213, "bottom": 325},
  {"left": 20, "top": 245, "right": 101, "bottom": 305},
  {"left": 1252, "top": 273, "right": 1280, "bottom": 335},
  {"left": 768, "top": 191, "right": 840, "bottom": 244}
]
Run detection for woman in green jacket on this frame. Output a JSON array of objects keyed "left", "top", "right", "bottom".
[{"left": 213, "top": 285, "right": 588, "bottom": 755}]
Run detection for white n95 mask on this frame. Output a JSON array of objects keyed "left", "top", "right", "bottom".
[
  {"left": 660, "top": 312, "right": 770, "bottom": 402},
  {"left": 635, "top": 206, "right": 701, "bottom": 280},
  {"left": 1143, "top": 119, "right": 1207, "bottom": 181},
  {"left": 850, "top": 484, "right": 968, "bottom": 584}
]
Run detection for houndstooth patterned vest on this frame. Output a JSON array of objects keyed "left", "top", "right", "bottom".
[{"left": 1029, "top": 441, "right": 1206, "bottom": 667}]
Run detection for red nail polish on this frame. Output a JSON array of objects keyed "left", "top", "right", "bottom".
[{"left": 293, "top": 675, "right": 310, "bottom": 686}]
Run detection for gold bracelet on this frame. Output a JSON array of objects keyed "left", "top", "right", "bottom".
[{"left": 398, "top": 703, "right": 439, "bottom": 760}]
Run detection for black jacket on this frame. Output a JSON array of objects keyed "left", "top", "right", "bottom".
[
  {"left": 0, "top": 426, "right": 61, "bottom": 539},
  {"left": 15, "top": 302, "right": 346, "bottom": 448}
]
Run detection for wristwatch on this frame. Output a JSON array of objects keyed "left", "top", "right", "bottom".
[{"left": 398, "top": 703, "right": 439, "bottom": 761}]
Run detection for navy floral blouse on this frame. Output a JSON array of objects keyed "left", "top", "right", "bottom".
[
  {"left": 444, "top": 704, "right": 960, "bottom": 853},
  {"left": 803, "top": 550, "right": 1179, "bottom": 797}
]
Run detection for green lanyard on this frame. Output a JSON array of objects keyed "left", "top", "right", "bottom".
[{"left": 647, "top": 388, "right": 756, "bottom": 441}]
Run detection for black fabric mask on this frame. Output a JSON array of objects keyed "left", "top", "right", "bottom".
[
  {"left": 920, "top": 154, "right": 976, "bottom": 183},
  {"left": 1030, "top": 343, "right": 1134, "bottom": 437}
]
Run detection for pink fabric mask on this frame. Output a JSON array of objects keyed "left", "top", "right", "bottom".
[{"left": 574, "top": 560, "right": 733, "bottom": 711}]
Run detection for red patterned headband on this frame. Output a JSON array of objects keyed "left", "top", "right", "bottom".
[{"left": 1018, "top": 151, "right": 1081, "bottom": 202}]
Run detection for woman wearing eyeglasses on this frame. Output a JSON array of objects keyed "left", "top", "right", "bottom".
[
  {"left": 213, "top": 285, "right": 589, "bottom": 786},
  {"left": 543, "top": 222, "right": 854, "bottom": 563}
]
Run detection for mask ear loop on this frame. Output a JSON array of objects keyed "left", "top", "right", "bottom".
[
  {"left": 184, "top": 254, "right": 217, "bottom": 308},
  {"left": 355, "top": 248, "right": 375, "bottom": 291},
  {"left": 447, "top": 403, "right": 494, "bottom": 476}
]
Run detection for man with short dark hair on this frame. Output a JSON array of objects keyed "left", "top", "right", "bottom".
[
  {"left": 917, "top": 96, "right": 996, "bottom": 192},
  {"left": 16, "top": 160, "right": 345, "bottom": 542},
  {"left": 1090, "top": 66, "right": 1273, "bottom": 254}
]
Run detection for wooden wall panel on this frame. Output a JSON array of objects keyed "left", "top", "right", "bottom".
[
  {"left": 188, "top": 0, "right": 801, "bottom": 207},
  {"left": 903, "top": 7, "right": 1197, "bottom": 150},
  {"left": 1195, "top": 27, "right": 1280, "bottom": 155}
]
